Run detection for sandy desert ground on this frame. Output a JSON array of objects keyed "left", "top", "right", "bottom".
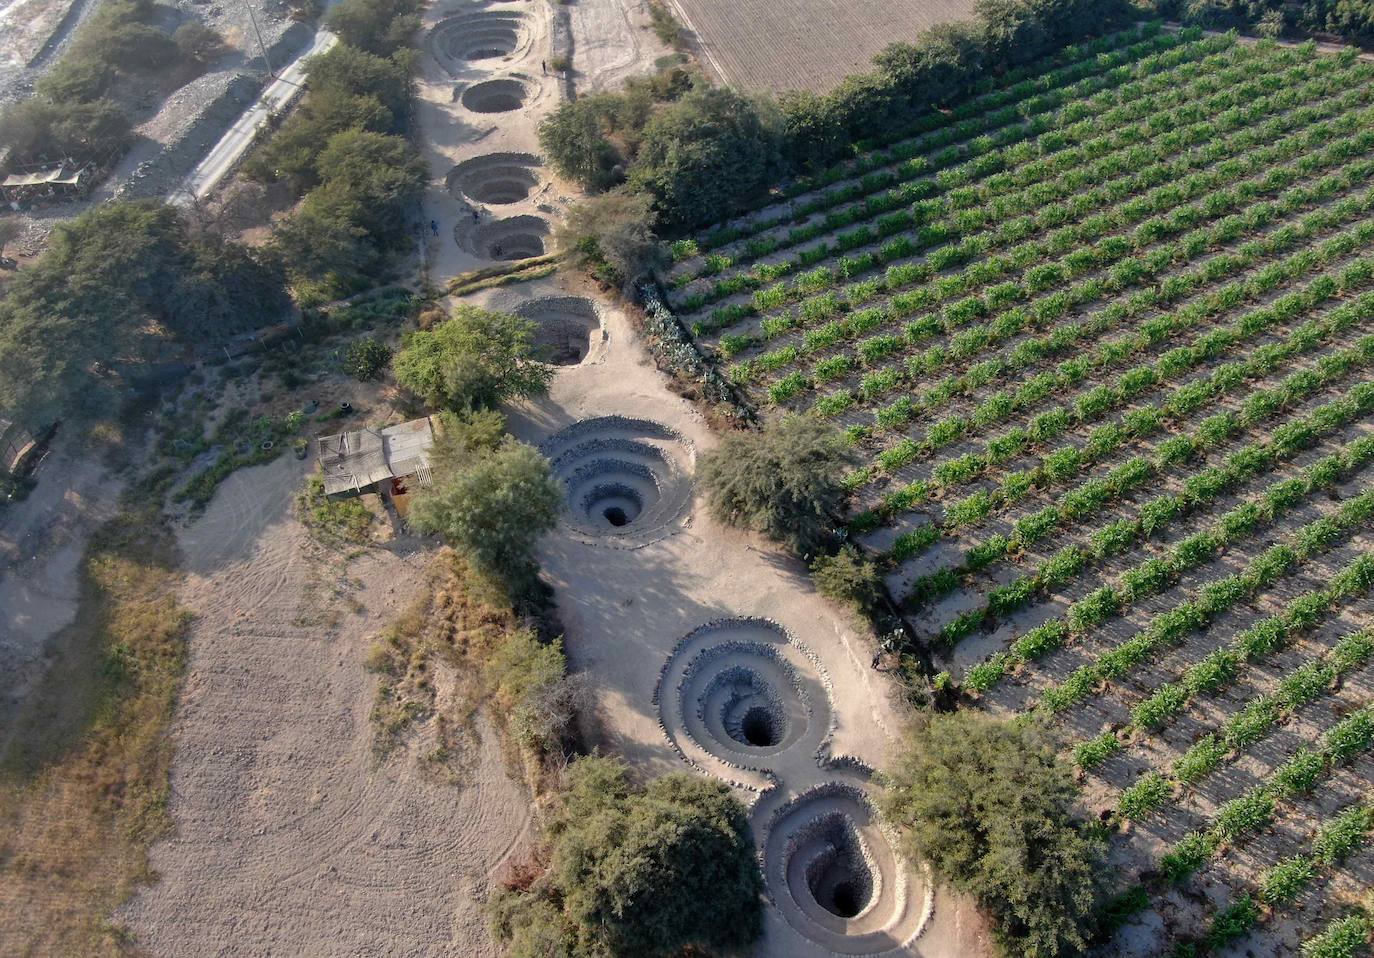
[
  {"left": 117, "top": 454, "right": 534, "bottom": 956},
  {"left": 486, "top": 274, "right": 995, "bottom": 958}
]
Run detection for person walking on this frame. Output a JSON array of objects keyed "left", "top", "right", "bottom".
[{"left": 541, "top": 60, "right": 547, "bottom": 75}]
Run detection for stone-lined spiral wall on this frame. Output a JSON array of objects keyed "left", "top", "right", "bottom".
[
  {"left": 539, "top": 416, "right": 694, "bottom": 548},
  {"left": 460, "top": 212, "right": 549, "bottom": 260},
  {"left": 655, "top": 618, "right": 933, "bottom": 954},
  {"left": 427, "top": 8, "right": 531, "bottom": 74},
  {"left": 460, "top": 76, "right": 531, "bottom": 113},
  {"left": 513, "top": 296, "right": 603, "bottom": 365},
  {"left": 446, "top": 152, "right": 543, "bottom": 206}
]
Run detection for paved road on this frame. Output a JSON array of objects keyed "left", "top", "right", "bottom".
[{"left": 169, "top": 28, "right": 338, "bottom": 206}]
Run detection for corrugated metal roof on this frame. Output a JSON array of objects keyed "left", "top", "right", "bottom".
[
  {"left": 317, "top": 417, "right": 436, "bottom": 496},
  {"left": 2, "top": 166, "right": 85, "bottom": 188}
]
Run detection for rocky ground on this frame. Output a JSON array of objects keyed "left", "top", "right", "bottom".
[{"left": 0, "top": 0, "right": 316, "bottom": 253}]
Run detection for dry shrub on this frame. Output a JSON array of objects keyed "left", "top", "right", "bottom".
[
  {"left": 0, "top": 510, "right": 191, "bottom": 955},
  {"left": 363, "top": 548, "right": 576, "bottom": 786},
  {"left": 497, "top": 844, "right": 550, "bottom": 893}
]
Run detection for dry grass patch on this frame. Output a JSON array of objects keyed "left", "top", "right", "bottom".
[
  {"left": 0, "top": 510, "right": 191, "bottom": 956},
  {"left": 365, "top": 549, "right": 579, "bottom": 790}
]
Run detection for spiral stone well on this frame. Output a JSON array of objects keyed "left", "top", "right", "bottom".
[
  {"left": 465, "top": 214, "right": 549, "bottom": 261},
  {"left": 655, "top": 618, "right": 932, "bottom": 953},
  {"left": 428, "top": 9, "right": 530, "bottom": 73},
  {"left": 513, "top": 296, "right": 602, "bottom": 365},
  {"left": 539, "top": 417, "right": 693, "bottom": 547},
  {"left": 446, "top": 153, "right": 543, "bottom": 206},
  {"left": 460, "top": 77, "right": 530, "bottom": 114}
]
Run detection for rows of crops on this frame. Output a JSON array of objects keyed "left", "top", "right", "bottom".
[{"left": 665, "top": 23, "right": 1374, "bottom": 957}]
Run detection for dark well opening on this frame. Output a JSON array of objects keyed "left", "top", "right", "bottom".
[
  {"left": 604, "top": 506, "right": 629, "bottom": 527},
  {"left": 741, "top": 705, "right": 780, "bottom": 747},
  {"left": 489, "top": 234, "right": 545, "bottom": 260},
  {"left": 829, "top": 881, "right": 862, "bottom": 919}
]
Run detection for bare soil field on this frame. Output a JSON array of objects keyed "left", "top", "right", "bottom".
[
  {"left": 118, "top": 454, "right": 532, "bottom": 957},
  {"left": 665, "top": 0, "right": 978, "bottom": 92},
  {"left": 566, "top": 0, "right": 671, "bottom": 93}
]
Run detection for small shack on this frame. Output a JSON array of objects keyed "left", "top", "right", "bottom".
[
  {"left": 0, "top": 418, "right": 40, "bottom": 474},
  {"left": 1, "top": 163, "right": 93, "bottom": 206},
  {"left": 317, "top": 416, "right": 437, "bottom": 517}
]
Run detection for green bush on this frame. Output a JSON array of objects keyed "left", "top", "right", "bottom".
[
  {"left": 343, "top": 338, "right": 393, "bottom": 381},
  {"left": 297, "top": 475, "right": 374, "bottom": 543},
  {"left": 698, "top": 416, "right": 855, "bottom": 556},
  {"left": 490, "top": 756, "right": 763, "bottom": 958},
  {"left": 407, "top": 438, "right": 560, "bottom": 594},
  {"left": 811, "top": 544, "right": 884, "bottom": 620},
  {"left": 882, "top": 713, "right": 1106, "bottom": 958}
]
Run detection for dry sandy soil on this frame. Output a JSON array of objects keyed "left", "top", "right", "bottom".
[
  {"left": 665, "top": 0, "right": 978, "bottom": 92},
  {"left": 118, "top": 454, "right": 533, "bottom": 957},
  {"left": 485, "top": 273, "right": 995, "bottom": 958},
  {"left": 565, "top": 0, "right": 671, "bottom": 93}
]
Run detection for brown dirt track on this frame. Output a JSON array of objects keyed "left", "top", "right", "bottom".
[{"left": 664, "top": 0, "right": 978, "bottom": 92}]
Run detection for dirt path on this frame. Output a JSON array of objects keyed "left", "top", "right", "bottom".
[{"left": 119, "top": 455, "right": 532, "bottom": 956}]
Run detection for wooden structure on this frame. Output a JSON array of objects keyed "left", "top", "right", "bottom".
[
  {"left": 0, "top": 418, "right": 39, "bottom": 474},
  {"left": 317, "top": 417, "right": 438, "bottom": 516}
]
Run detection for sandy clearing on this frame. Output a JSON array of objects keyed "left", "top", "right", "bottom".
[
  {"left": 567, "top": 0, "right": 670, "bottom": 93},
  {"left": 118, "top": 454, "right": 531, "bottom": 956},
  {"left": 416, "top": 0, "right": 571, "bottom": 284}
]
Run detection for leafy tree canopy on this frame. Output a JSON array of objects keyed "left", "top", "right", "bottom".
[
  {"left": 538, "top": 96, "right": 624, "bottom": 192},
  {"left": 326, "top": 0, "right": 423, "bottom": 56},
  {"left": 246, "top": 42, "right": 414, "bottom": 192},
  {"left": 555, "top": 189, "right": 660, "bottom": 285},
  {"left": 628, "top": 86, "right": 785, "bottom": 229},
  {"left": 698, "top": 416, "right": 855, "bottom": 556},
  {"left": 270, "top": 129, "right": 424, "bottom": 293},
  {"left": 392, "top": 305, "right": 554, "bottom": 412},
  {"left": 406, "top": 435, "right": 560, "bottom": 592},
  {"left": 491, "top": 756, "right": 764, "bottom": 958},
  {"left": 0, "top": 201, "right": 288, "bottom": 428},
  {"left": 881, "top": 712, "right": 1107, "bottom": 958}
]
